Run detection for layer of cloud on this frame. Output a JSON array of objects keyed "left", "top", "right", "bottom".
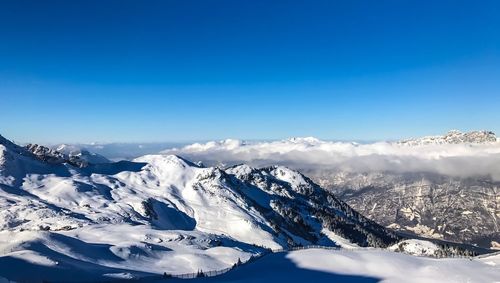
[{"left": 162, "top": 137, "right": 500, "bottom": 180}]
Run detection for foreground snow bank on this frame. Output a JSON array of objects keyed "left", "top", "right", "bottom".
[
  {"left": 0, "top": 225, "right": 262, "bottom": 282},
  {"left": 165, "top": 249, "right": 500, "bottom": 283}
]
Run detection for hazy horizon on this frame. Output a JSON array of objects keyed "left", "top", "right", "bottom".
[{"left": 2, "top": 129, "right": 495, "bottom": 146}]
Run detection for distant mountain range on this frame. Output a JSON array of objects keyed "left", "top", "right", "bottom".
[
  {"left": 158, "top": 130, "right": 500, "bottom": 250},
  {"left": 46, "top": 142, "right": 188, "bottom": 161},
  {"left": 397, "top": 130, "right": 497, "bottom": 146}
]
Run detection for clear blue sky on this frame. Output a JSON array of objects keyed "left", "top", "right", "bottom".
[{"left": 1, "top": 0, "right": 499, "bottom": 143}]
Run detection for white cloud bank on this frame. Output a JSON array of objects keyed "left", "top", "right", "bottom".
[{"left": 163, "top": 137, "right": 500, "bottom": 180}]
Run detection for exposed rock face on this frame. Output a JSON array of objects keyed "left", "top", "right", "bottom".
[
  {"left": 25, "top": 143, "right": 89, "bottom": 168},
  {"left": 312, "top": 171, "right": 500, "bottom": 249}
]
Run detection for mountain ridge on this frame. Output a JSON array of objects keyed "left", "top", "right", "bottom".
[{"left": 397, "top": 130, "right": 497, "bottom": 146}]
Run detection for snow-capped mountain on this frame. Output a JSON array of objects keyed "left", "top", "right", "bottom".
[
  {"left": 0, "top": 133, "right": 405, "bottom": 281},
  {"left": 398, "top": 130, "right": 498, "bottom": 146},
  {"left": 25, "top": 143, "right": 91, "bottom": 168},
  {"left": 161, "top": 130, "right": 500, "bottom": 249},
  {"left": 54, "top": 144, "right": 111, "bottom": 164}
]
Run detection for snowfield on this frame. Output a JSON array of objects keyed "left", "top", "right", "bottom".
[
  {"left": 0, "top": 225, "right": 261, "bottom": 282},
  {"left": 1, "top": 241, "right": 499, "bottom": 282},
  {"left": 187, "top": 248, "right": 500, "bottom": 283}
]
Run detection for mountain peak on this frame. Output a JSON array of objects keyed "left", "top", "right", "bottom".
[
  {"left": 398, "top": 130, "right": 497, "bottom": 146},
  {"left": 287, "top": 137, "right": 321, "bottom": 144},
  {"left": 25, "top": 143, "right": 90, "bottom": 168},
  {"left": 0, "top": 134, "right": 17, "bottom": 148}
]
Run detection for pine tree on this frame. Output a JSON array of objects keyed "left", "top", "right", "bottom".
[{"left": 197, "top": 269, "right": 205, "bottom": 278}]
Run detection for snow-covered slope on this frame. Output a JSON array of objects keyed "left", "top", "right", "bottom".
[
  {"left": 0, "top": 134, "right": 404, "bottom": 282},
  {"left": 174, "top": 248, "right": 500, "bottom": 283}
]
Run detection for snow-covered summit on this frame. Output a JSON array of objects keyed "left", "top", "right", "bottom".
[
  {"left": 398, "top": 130, "right": 497, "bottom": 146},
  {"left": 26, "top": 143, "right": 92, "bottom": 168},
  {"left": 287, "top": 137, "right": 322, "bottom": 144},
  {"left": 55, "top": 144, "right": 111, "bottom": 164}
]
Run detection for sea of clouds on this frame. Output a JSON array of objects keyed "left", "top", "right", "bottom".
[{"left": 162, "top": 137, "right": 500, "bottom": 180}]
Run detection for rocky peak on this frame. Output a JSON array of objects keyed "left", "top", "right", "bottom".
[
  {"left": 25, "top": 143, "right": 88, "bottom": 168},
  {"left": 398, "top": 130, "right": 497, "bottom": 146}
]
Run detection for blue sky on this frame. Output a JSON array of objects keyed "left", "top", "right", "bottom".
[{"left": 0, "top": 0, "right": 499, "bottom": 143}]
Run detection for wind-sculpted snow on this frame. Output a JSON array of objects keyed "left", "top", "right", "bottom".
[{"left": 163, "top": 131, "right": 500, "bottom": 180}]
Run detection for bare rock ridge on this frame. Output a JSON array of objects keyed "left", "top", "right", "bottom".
[{"left": 25, "top": 143, "right": 90, "bottom": 168}]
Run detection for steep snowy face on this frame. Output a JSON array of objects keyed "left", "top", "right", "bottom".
[
  {"left": 224, "top": 164, "right": 400, "bottom": 248},
  {"left": 112, "top": 155, "right": 399, "bottom": 249},
  {"left": 0, "top": 144, "right": 9, "bottom": 184},
  {"left": 0, "top": 136, "right": 54, "bottom": 187}
]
